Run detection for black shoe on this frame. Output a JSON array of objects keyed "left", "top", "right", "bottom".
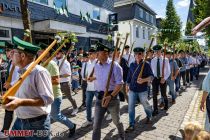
[
  {"left": 159, "top": 102, "right": 164, "bottom": 108},
  {"left": 172, "top": 99, "right": 176, "bottom": 104},
  {"left": 152, "top": 110, "right": 158, "bottom": 116},
  {"left": 68, "top": 124, "right": 76, "bottom": 138},
  {"left": 145, "top": 117, "right": 152, "bottom": 124},
  {"left": 79, "top": 104, "right": 86, "bottom": 109},
  {"left": 125, "top": 125, "right": 134, "bottom": 133},
  {"left": 164, "top": 106, "right": 168, "bottom": 110}
]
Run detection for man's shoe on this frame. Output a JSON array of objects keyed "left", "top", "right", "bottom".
[
  {"left": 172, "top": 99, "right": 176, "bottom": 104},
  {"left": 71, "top": 108, "right": 78, "bottom": 115},
  {"left": 106, "top": 114, "right": 112, "bottom": 121},
  {"left": 152, "top": 110, "right": 158, "bottom": 116},
  {"left": 68, "top": 124, "right": 76, "bottom": 138},
  {"left": 81, "top": 120, "right": 92, "bottom": 127},
  {"left": 164, "top": 106, "right": 168, "bottom": 110},
  {"left": 125, "top": 125, "right": 134, "bottom": 133},
  {"left": 159, "top": 102, "right": 164, "bottom": 108},
  {"left": 79, "top": 104, "right": 86, "bottom": 109},
  {"left": 145, "top": 117, "right": 152, "bottom": 124}
]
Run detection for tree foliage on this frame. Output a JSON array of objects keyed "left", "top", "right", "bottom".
[{"left": 160, "top": 0, "right": 182, "bottom": 43}]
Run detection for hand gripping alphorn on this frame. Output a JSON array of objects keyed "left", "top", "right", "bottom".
[
  {"left": 137, "top": 37, "right": 154, "bottom": 79},
  {"left": 102, "top": 37, "right": 121, "bottom": 103},
  {"left": 119, "top": 33, "right": 129, "bottom": 64},
  {"left": 128, "top": 41, "right": 135, "bottom": 63},
  {"left": 1, "top": 36, "right": 62, "bottom": 104}
]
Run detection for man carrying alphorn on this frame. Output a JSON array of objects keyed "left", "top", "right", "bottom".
[
  {"left": 3, "top": 36, "right": 54, "bottom": 140},
  {"left": 125, "top": 47, "right": 154, "bottom": 132},
  {"left": 89, "top": 42, "right": 125, "bottom": 140}
]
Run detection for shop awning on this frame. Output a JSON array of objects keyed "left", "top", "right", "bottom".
[{"left": 33, "top": 20, "right": 86, "bottom": 34}]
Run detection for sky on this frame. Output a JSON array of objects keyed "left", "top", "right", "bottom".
[{"left": 145, "top": 0, "right": 191, "bottom": 31}]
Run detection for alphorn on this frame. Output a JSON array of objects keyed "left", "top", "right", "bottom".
[
  {"left": 102, "top": 36, "right": 120, "bottom": 107},
  {"left": 127, "top": 41, "right": 135, "bottom": 63},
  {"left": 42, "top": 39, "right": 68, "bottom": 67},
  {"left": 59, "top": 43, "right": 74, "bottom": 70},
  {"left": 1, "top": 36, "right": 61, "bottom": 104},
  {"left": 137, "top": 37, "right": 154, "bottom": 79},
  {"left": 119, "top": 33, "right": 129, "bottom": 64}
]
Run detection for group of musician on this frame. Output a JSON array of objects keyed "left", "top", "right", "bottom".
[{"left": 0, "top": 36, "right": 208, "bottom": 140}]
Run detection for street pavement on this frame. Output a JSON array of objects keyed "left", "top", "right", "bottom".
[{"left": 0, "top": 67, "right": 209, "bottom": 140}]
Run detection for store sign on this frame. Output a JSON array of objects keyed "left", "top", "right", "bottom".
[{"left": 0, "top": 2, "right": 21, "bottom": 13}]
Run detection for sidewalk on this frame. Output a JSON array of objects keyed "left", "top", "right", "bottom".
[{"left": 0, "top": 67, "right": 208, "bottom": 140}]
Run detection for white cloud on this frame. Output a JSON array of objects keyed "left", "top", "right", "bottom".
[{"left": 176, "top": 0, "right": 190, "bottom": 9}]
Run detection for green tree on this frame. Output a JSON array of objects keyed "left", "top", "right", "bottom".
[
  {"left": 185, "top": 20, "right": 194, "bottom": 35},
  {"left": 193, "top": 0, "right": 210, "bottom": 47},
  {"left": 160, "top": 0, "right": 182, "bottom": 43}
]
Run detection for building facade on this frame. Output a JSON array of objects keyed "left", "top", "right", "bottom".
[
  {"left": 0, "top": 0, "right": 114, "bottom": 50},
  {"left": 114, "top": 0, "right": 157, "bottom": 49}
]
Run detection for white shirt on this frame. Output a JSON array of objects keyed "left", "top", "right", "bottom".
[
  {"left": 81, "top": 59, "right": 97, "bottom": 91},
  {"left": 188, "top": 56, "right": 195, "bottom": 67},
  {"left": 54, "top": 58, "right": 71, "bottom": 83},
  {"left": 123, "top": 54, "right": 135, "bottom": 66},
  {"left": 151, "top": 56, "right": 171, "bottom": 80},
  {"left": 15, "top": 63, "right": 54, "bottom": 119}
]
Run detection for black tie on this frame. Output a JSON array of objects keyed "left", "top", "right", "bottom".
[
  {"left": 83, "top": 62, "right": 87, "bottom": 78},
  {"left": 157, "top": 58, "right": 160, "bottom": 78}
]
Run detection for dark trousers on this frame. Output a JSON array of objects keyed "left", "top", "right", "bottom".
[
  {"left": 186, "top": 69, "right": 190, "bottom": 84},
  {"left": 1, "top": 110, "right": 14, "bottom": 131},
  {"left": 152, "top": 77, "right": 168, "bottom": 111},
  {"left": 190, "top": 67, "right": 194, "bottom": 81},
  {"left": 81, "top": 80, "right": 87, "bottom": 105},
  {"left": 175, "top": 74, "right": 180, "bottom": 92},
  {"left": 180, "top": 71, "right": 186, "bottom": 86}
]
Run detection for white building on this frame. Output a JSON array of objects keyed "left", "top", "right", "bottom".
[{"left": 114, "top": 0, "right": 157, "bottom": 49}]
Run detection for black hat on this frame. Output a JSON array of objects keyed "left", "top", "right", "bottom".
[
  {"left": 38, "top": 42, "right": 55, "bottom": 54},
  {"left": 152, "top": 45, "right": 162, "bottom": 51},
  {"left": 89, "top": 47, "right": 96, "bottom": 52},
  {"left": 166, "top": 49, "right": 173, "bottom": 54},
  {"left": 96, "top": 42, "right": 110, "bottom": 52},
  {"left": 133, "top": 47, "right": 145, "bottom": 53},
  {"left": 179, "top": 50, "right": 184, "bottom": 53},
  {"left": 125, "top": 45, "right": 130, "bottom": 49},
  {"left": 83, "top": 52, "right": 89, "bottom": 57}
]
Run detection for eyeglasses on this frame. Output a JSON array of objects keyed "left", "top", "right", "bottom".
[{"left": 134, "top": 52, "right": 143, "bottom": 55}]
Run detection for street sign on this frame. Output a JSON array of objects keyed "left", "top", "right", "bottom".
[{"left": 183, "top": 36, "right": 204, "bottom": 40}]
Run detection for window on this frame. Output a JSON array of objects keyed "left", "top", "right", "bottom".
[
  {"left": 150, "top": 15, "right": 153, "bottom": 23},
  {"left": 0, "top": 30, "right": 9, "bottom": 38},
  {"left": 0, "top": 27, "right": 11, "bottom": 41},
  {"left": 146, "top": 12, "right": 149, "bottom": 21},
  {"left": 31, "top": 0, "right": 48, "bottom": 5},
  {"left": 136, "top": 26, "right": 139, "bottom": 38},
  {"left": 148, "top": 30, "right": 150, "bottom": 40},
  {"left": 93, "top": 7, "right": 100, "bottom": 20},
  {"left": 139, "top": 7, "right": 143, "bottom": 18},
  {"left": 143, "top": 27, "right": 145, "bottom": 39}
]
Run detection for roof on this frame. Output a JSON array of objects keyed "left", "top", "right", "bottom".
[{"left": 114, "top": 0, "right": 156, "bottom": 15}]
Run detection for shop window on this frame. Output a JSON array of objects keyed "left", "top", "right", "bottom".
[
  {"left": 93, "top": 7, "right": 100, "bottom": 20},
  {"left": 32, "top": 0, "right": 48, "bottom": 5}
]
